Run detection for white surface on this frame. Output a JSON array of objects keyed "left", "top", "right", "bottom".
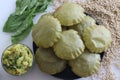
[
  {"left": 0, "top": 0, "right": 91, "bottom": 80},
  {"left": 1, "top": 0, "right": 120, "bottom": 80}
]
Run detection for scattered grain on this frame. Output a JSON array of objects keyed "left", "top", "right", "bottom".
[{"left": 51, "top": 0, "right": 120, "bottom": 80}]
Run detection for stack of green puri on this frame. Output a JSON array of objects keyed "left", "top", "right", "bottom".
[
  {"left": 83, "top": 25, "right": 112, "bottom": 53},
  {"left": 32, "top": 2, "right": 112, "bottom": 77},
  {"left": 69, "top": 16, "right": 96, "bottom": 37},
  {"left": 53, "top": 30, "right": 85, "bottom": 60},
  {"left": 69, "top": 50, "right": 100, "bottom": 77},
  {"left": 35, "top": 47, "right": 66, "bottom": 74},
  {"left": 32, "top": 14, "right": 62, "bottom": 48}
]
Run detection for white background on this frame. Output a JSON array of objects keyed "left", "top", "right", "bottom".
[
  {"left": 0, "top": 0, "right": 92, "bottom": 80},
  {"left": 1, "top": 0, "right": 120, "bottom": 80}
]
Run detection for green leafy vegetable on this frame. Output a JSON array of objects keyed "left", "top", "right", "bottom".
[
  {"left": 15, "top": 0, "right": 31, "bottom": 15},
  {"left": 35, "top": 3, "right": 48, "bottom": 13},
  {"left": 33, "top": 0, "right": 52, "bottom": 15},
  {"left": 12, "top": 22, "right": 33, "bottom": 44},
  {"left": 11, "top": 15, "right": 33, "bottom": 44},
  {"left": 3, "top": 0, "right": 52, "bottom": 44},
  {"left": 28, "top": 0, "right": 38, "bottom": 9},
  {"left": 13, "top": 16, "right": 33, "bottom": 37},
  {"left": 13, "top": 3, "right": 38, "bottom": 36},
  {"left": 3, "top": 11, "right": 30, "bottom": 32},
  {"left": 3, "top": 14, "right": 23, "bottom": 32}
]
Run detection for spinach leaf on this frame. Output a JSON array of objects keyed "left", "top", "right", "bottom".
[
  {"left": 35, "top": 3, "right": 48, "bottom": 14},
  {"left": 28, "top": 0, "right": 38, "bottom": 9},
  {"left": 15, "top": 0, "right": 31, "bottom": 15},
  {"left": 3, "top": 11, "right": 30, "bottom": 32},
  {"left": 13, "top": 2, "right": 39, "bottom": 36},
  {"left": 33, "top": 0, "right": 52, "bottom": 15},
  {"left": 3, "top": 14, "right": 23, "bottom": 32},
  {"left": 3, "top": 0, "right": 52, "bottom": 43},
  {"left": 11, "top": 20, "right": 33, "bottom": 44},
  {"left": 13, "top": 16, "right": 33, "bottom": 36}
]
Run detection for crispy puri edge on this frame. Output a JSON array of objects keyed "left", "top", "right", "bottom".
[{"left": 83, "top": 26, "right": 111, "bottom": 53}]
